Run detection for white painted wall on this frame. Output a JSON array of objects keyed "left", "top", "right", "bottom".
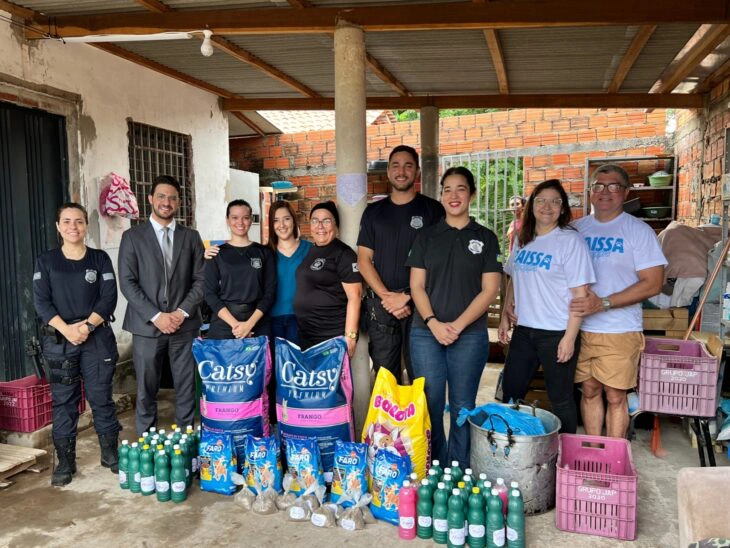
[{"left": 0, "top": 13, "right": 231, "bottom": 353}]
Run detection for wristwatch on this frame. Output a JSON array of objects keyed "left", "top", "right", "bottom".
[
  {"left": 85, "top": 321, "right": 96, "bottom": 333},
  {"left": 345, "top": 331, "right": 358, "bottom": 340},
  {"left": 601, "top": 298, "right": 612, "bottom": 312}
]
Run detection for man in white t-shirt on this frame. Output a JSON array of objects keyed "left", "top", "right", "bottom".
[{"left": 571, "top": 164, "right": 667, "bottom": 438}]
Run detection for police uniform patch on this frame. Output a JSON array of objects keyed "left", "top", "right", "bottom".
[
  {"left": 310, "top": 258, "right": 326, "bottom": 271},
  {"left": 33, "top": 272, "right": 41, "bottom": 281},
  {"left": 251, "top": 257, "right": 262, "bottom": 269},
  {"left": 102, "top": 272, "right": 115, "bottom": 281},
  {"left": 410, "top": 216, "right": 424, "bottom": 229},
  {"left": 85, "top": 269, "right": 98, "bottom": 283},
  {"left": 468, "top": 240, "right": 484, "bottom": 255}
]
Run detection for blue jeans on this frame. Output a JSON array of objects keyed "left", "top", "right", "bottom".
[
  {"left": 410, "top": 327, "right": 489, "bottom": 468},
  {"left": 271, "top": 314, "right": 300, "bottom": 345}
]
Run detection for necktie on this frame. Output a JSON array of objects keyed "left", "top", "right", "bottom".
[{"left": 162, "top": 226, "right": 173, "bottom": 275}]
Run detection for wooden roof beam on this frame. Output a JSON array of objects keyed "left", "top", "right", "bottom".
[
  {"left": 286, "top": 0, "right": 313, "bottom": 7},
  {"left": 27, "top": 1, "right": 730, "bottom": 39},
  {"left": 133, "top": 0, "right": 172, "bottom": 13},
  {"left": 695, "top": 57, "right": 730, "bottom": 94},
  {"left": 222, "top": 93, "right": 703, "bottom": 111},
  {"left": 365, "top": 53, "right": 410, "bottom": 97},
  {"left": 472, "top": 0, "right": 509, "bottom": 95},
  {"left": 230, "top": 111, "right": 265, "bottom": 136},
  {"left": 607, "top": 25, "right": 656, "bottom": 93},
  {"left": 650, "top": 24, "right": 730, "bottom": 93},
  {"left": 0, "top": 0, "right": 47, "bottom": 23}
]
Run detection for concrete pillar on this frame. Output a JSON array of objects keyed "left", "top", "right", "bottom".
[
  {"left": 420, "top": 105, "right": 440, "bottom": 200},
  {"left": 334, "top": 20, "right": 370, "bottom": 435}
]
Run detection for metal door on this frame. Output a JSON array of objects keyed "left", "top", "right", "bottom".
[{"left": 0, "top": 101, "right": 68, "bottom": 380}]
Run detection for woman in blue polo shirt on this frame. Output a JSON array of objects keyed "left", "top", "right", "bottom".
[
  {"left": 498, "top": 179, "right": 595, "bottom": 434},
  {"left": 407, "top": 166, "right": 502, "bottom": 467}
]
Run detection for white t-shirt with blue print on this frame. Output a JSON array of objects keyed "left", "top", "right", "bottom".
[
  {"left": 574, "top": 212, "right": 667, "bottom": 333},
  {"left": 505, "top": 227, "right": 596, "bottom": 331}
]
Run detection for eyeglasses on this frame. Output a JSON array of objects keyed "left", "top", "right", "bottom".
[
  {"left": 591, "top": 182, "right": 627, "bottom": 193},
  {"left": 310, "top": 218, "right": 333, "bottom": 227},
  {"left": 534, "top": 197, "right": 563, "bottom": 207},
  {"left": 154, "top": 193, "right": 180, "bottom": 202}
]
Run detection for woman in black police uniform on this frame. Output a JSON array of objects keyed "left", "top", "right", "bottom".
[
  {"left": 407, "top": 167, "right": 502, "bottom": 468},
  {"left": 33, "top": 203, "right": 121, "bottom": 487},
  {"left": 204, "top": 199, "right": 277, "bottom": 340},
  {"left": 294, "top": 201, "right": 362, "bottom": 356}
]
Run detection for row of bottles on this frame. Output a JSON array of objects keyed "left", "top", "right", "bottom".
[
  {"left": 398, "top": 460, "right": 525, "bottom": 547},
  {"left": 118, "top": 424, "right": 200, "bottom": 503}
]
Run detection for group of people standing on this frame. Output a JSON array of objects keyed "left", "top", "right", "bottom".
[{"left": 33, "top": 144, "right": 665, "bottom": 487}]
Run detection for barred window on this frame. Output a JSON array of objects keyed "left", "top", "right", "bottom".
[{"left": 127, "top": 119, "right": 194, "bottom": 226}]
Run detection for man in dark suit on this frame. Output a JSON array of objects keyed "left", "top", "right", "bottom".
[{"left": 119, "top": 175, "right": 205, "bottom": 435}]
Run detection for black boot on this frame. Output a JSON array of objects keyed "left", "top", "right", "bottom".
[
  {"left": 52, "top": 437, "right": 76, "bottom": 487},
  {"left": 98, "top": 433, "right": 119, "bottom": 473}
]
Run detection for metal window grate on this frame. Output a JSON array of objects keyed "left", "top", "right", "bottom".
[{"left": 127, "top": 119, "right": 194, "bottom": 226}]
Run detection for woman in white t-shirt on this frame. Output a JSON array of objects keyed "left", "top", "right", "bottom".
[{"left": 498, "top": 179, "right": 596, "bottom": 433}]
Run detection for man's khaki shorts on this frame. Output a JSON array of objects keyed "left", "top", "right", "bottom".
[{"left": 574, "top": 331, "right": 645, "bottom": 390}]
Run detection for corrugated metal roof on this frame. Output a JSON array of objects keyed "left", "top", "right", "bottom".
[
  {"left": 622, "top": 24, "right": 701, "bottom": 92},
  {"left": 15, "top": 0, "right": 144, "bottom": 16},
  {"left": 366, "top": 30, "right": 498, "bottom": 94}
]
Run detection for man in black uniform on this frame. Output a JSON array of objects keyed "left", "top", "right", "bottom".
[
  {"left": 119, "top": 175, "right": 205, "bottom": 435},
  {"left": 33, "top": 203, "right": 121, "bottom": 486},
  {"left": 357, "top": 146, "right": 444, "bottom": 381}
]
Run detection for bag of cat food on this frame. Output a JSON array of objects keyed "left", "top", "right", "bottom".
[
  {"left": 276, "top": 337, "right": 354, "bottom": 476},
  {"left": 285, "top": 437, "right": 325, "bottom": 496},
  {"left": 369, "top": 450, "right": 412, "bottom": 525},
  {"left": 362, "top": 368, "right": 431, "bottom": 482},
  {"left": 199, "top": 429, "right": 238, "bottom": 496},
  {"left": 330, "top": 440, "right": 368, "bottom": 508},
  {"left": 193, "top": 336, "right": 272, "bottom": 470},
  {"left": 243, "top": 434, "right": 283, "bottom": 495}
]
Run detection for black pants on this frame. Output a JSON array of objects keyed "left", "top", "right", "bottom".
[
  {"left": 132, "top": 330, "right": 197, "bottom": 435},
  {"left": 364, "top": 293, "right": 413, "bottom": 381},
  {"left": 207, "top": 303, "right": 272, "bottom": 340},
  {"left": 42, "top": 325, "right": 120, "bottom": 440},
  {"left": 501, "top": 325, "right": 579, "bottom": 434}
]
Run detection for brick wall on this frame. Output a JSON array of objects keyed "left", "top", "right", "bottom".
[
  {"left": 674, "top": 81, "right": 730, "bottom": 225},
  {"left": 230, "top": 108, "right": 670, "bottom": 239}
]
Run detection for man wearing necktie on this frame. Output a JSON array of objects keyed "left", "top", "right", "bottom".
[{"left": 119, "top": 175, "right": 205, "bottom": 435}]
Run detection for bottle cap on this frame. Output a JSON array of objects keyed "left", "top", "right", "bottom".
[
  {"left": 484, "top": 481, "right": 492, "bottom": 488},
  {"left": 138, "top": 437, "right": 144, "bottom": 443},
  {"left": 429, "top": 469, "right": 438, "bottom": 476},
  {"left": 437, "top": 482, "right": 445, "bottom": 489},
  {"left": 496, "top": 478, "right": 505, "bottom": 485},
  {"left": 149, "top": 427, "right": 156, "bottom": 432},
  {"left": 143, "top": 444, "right": 150, "bottom": 450},
  {"left": 511, "top": 489, "right": 520, "bottom": 497},
  {"left": 159, "top": 429, "right": 166, "bottom": 435},
  {"left": 451, "top": 460, "right": 459, "bottom": 467},
  {"left": 472, "top": 487, "right": 480, "bottom": 494},
  {"left": 171, "top": 424, "right": 177, "bottom": 430},
  {"left": 444, "top": 467, "right": 452, "bottom": 475},
  {"left": 465, "top": 468, "right": 473, "bottom": 476},
  {"left": 421, "top": 479, "right": 430, "bottom": 486},
  {"left": 175, "top": 427, "right": 181, "bottom": 433},
  {"left": 142, "top": 431, "right": 149, "bottom": 437},
  {"left": 479, "top": 473, "right": 487, "bottom": 480},
  {"left": 131, "top": 442, "right": 138, "bottom": 447},
  {"left": 443, "top": 474, "right": 452, "bottom": 481},
  {"left": 186, "top": 425, "right": 194, "bottom": 432},
  {"left": 158, "top": 450, "right": 165, "bottom": 455},
  {"left": 452, "top": 488, "right": 460, "bottom": 496},
  {"left": 491, "top": 488, "right": 499, "bottom": 496},
  {"left": 121, "top": 440, "right": 129, "bottom": 445},
  {"left": 410, "top": 472, "right": 418, "bottom": 480},
  {"left": 157, "top": 444, "right": 164, "bottom": 451},
  {"left": 175, "top": 449, "right": 181, "bottom": 455},
  {"left": 432, "top": 460, "right": 440, "bottom": 466},
  {"left": 173, "top": 444, "right": 180, "bottom": 450},
  {"left": 510, "top": 481, "right": 519, "bottom": 489},
  {"left": 403, "top": 480, "right": 411, "bottom": 487},
  {"left": 458, "top": 481, "right": 465, "bottom": 488},
  {"left": 165, "top": 440, "right": 171, "bottom": 445},
  {"left": 463, "top": 475, "right": 472, "bottom": 482}
]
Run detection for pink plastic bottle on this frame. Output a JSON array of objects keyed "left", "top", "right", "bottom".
[
  {"left": 398, "top": 479, "right": 417, "bottom": 540},
  {"left": 494, "top": 477, "right": 509, "bottom": 516}
]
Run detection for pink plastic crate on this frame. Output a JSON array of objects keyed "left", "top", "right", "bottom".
[
  {"left": 0, "top": 376, "right": 87, "bottom": 433},
  {"left": 639, "top": 337, "right": 719, "bottom": 417},
  {"left": 556, "top": 434, "right": 638, "bottom": 541}
]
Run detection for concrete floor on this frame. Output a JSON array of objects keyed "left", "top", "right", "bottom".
[{"left": 1, "top": 362, "right": 727, "bottom": 548}]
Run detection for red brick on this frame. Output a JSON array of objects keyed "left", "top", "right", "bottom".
[
  {"left": 505, "top": 136, "right": 523, "bottom": 148},
  {"left": 465, "top": 127, "right": 482, "bottom": 139},
  {"left": 534, "top": 121, "right": 552, "bottom": 133},
  {"left": 551, "top": 154, "right": 570, "bottom": 166},
  {"left": 589, "top": 115, "right": 608, "bottom": 128},
  {"left": 596, "top": 127, "right": 616, "bottom": 140},
  {"left": 636, "top": 125, "right": 659, "bottom": 137},
  {"left": 541, "top": 134, "right": 559, "bottom": 145},
  {"left": 533, "top": 155, "right": 550, "bottom": 168},
  {"left": 487, "top": 138, "right": 506, "bottom": 149},
  {"left": 545, "top": 169, "right": 563, "bottom": 180},
  {"left": 499, "top": 124, "right": 517, "bottom": 137},
  {"left": 275, "top": 158, "right": 290, "bottom": 169},
  {"left": 570, "top": 117, "right": 590, "bottom": 130},
  {"left": 616, "top": 128, "right": 637, "bottom": 139},
  {"left": 526, "top": 169, "right": 546, "bottom": 182},
  {"left": 558, "top": 132, "right": 578, "bottom": 144},
  {"left": 523, "top": 135, "right": 542, "bottom": 147},
  {"left": 526, "top": 110, "right": 543, "bottom": 121},
  {"left": 491, "top": 111, "right": 509, "bottom": 124},
  {"left": 482, "top": 126, "right": 499, "bottom": 138},
  {"left": 577, "top": 130, "right": 597, "bottom": 142},
  {"left": 263, "top": 158, "right": 277, "bottom": 169},
  {"left": 563, "top": 167, "right": 583, "bottom": 180},
  {"left": 543, "top": 109, "right": 561, "bottom": 120},
  {"left": 508, "top": 110, "right": 527, "bottom": 123},
  {"left": 369, "top": 136, "right": 386, "bottom": 149},
  {"left": 552, "top": 119, "right": 571, "bottom": 132}
]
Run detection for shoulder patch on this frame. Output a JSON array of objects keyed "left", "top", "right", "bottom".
[
  {"left": 102, "top": 272, "right": 115, "bottom": 281},
  {"left": 33, "top": 272, "right": 41, "bottom": 281}
]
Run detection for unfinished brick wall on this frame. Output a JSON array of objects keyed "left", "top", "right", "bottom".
[
  {"left": 674, "top": 81, "right": 730, "bottom": 225},
  {"left": 230, "top": 108, "right": 670, "bottom": 238}
]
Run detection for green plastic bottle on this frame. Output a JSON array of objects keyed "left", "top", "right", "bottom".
[
  {"left": 155, "top": 449, "right": 171, "bottom": 502},
  {"left": 128, "top": 442, "right": 141, "bottom": 494},
  {"left": 428, "top": 468, "right": 440, "bottom": 492},
  {"left": 180, "top": 437, "right": 193, "bottom": 488},
  {"left": 172, "top": 427, "right": 182, "bottom": 446},
  {"left": 417, "top": 479, "right": 433, "bottom": 539},
  {"left": 447, "top": 488, "right": 466, "bottom": 548},
  {"left": 506, "top": 489, "right": 525, "bottom": 548},
  {"left": 430, "top": 459, "right": 443, "bottom": 481},
  {"left": 164, "top": 439, "right": 173, "bottom": 458},
  {"left": 432, "top": 482, "right": 449, "bottom": 545},
  {"left": 171, "top": 449, "right": 187, "bottom": 503},
  {"left": 457, "top": 481, "right": 469, "bottom": 507},
  {"left": 486, "top": 488, "right": 506, "bottom": 548},
  {"left": 118, "top": 440, "right": 129, "bottom": 490},
  {"left": 140, "top": 445, "right": 156, "bottom": 496},
  {"left": 463, "top": 474, "right": 474, "bottom": 498},
  {"left": 468, "top": 487, "right": 487, "bottom": 548},
  {"left": 476, "top": 473, "right": 488, "bottom": 492},
  {"left": 450, "top": 461, "right": 464, "bottom": 485},
  {"left": 442, "top": 473, "right": 454, "bottom": 493}
]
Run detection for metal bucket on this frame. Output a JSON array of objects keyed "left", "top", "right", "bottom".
[{"left": 469, "top": 403, "right": 561, "bottom": 515}]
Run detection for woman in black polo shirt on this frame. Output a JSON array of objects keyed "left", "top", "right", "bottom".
[
  {"left": 294, "top": 201, "right": 362, "bottom": 356},
  {"left": 204, "top": 199, "right": 276, "bottom": 340},
  {"left": 407, "top": 167, "right": 502, "bottom": 468}
]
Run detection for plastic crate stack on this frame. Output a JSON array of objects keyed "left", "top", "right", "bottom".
[
  {"left": 0, "top": 376, "right": 86, "bottom": 433},
  {"left": 556, "top": 434, "right": 638, "bottom": 541}
]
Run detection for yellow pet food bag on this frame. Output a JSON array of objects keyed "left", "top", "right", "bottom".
[{"left": 362, "top": 368, "right": 431, "bottom": 482}]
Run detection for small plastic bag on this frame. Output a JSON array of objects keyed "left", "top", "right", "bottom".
[
  {"left": 252, "top": 479, "right": 279, "bottom": 516},
  {"left": 233, "top": 486, "right": 256, "bottom": 511},
  {"left": 287, "top": 482, "right": 322, "bottom": 522},
  {"left": 311, "top": 487, "right": 340, "bottom": 528},
  {"left": 276, "top": 473, "right": 298, "bottom": 511},
  {"left": 338, "top": 493, "right": 373, "bottom": 531}
]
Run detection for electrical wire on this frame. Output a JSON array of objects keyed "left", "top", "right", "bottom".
[{"left": 0, "top": 12, "right": 56, "bottom": 40}]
